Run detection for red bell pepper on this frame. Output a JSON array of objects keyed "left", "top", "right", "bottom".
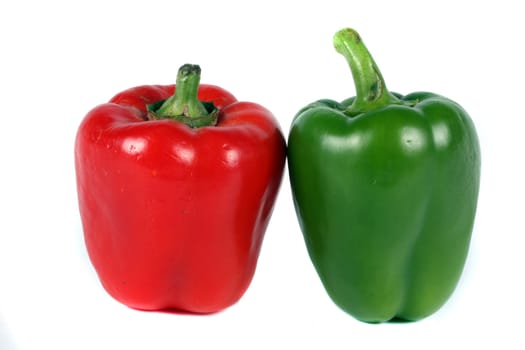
[{"left": 75, "top": 64, "right": 286, "bottom": 313}]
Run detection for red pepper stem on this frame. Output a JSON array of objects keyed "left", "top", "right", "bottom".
[
  {"left": 156, "top": 64, "right": 209, "bottom": 118},
  {"left": 148, "top": 64, "right": 219, "bottom": 128},
  {"left": 333, "top": 28, "right": 402, "bottom": 116}
]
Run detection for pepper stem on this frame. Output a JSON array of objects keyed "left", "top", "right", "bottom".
[
  {"left": 149, "top": 64, "right": 218, "bottom": 128},
  {"left": 333, "top": 28, "right": 403, "bottom": 116}
]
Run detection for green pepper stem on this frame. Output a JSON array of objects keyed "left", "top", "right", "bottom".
[
  {"left": 333, "top": 28, "right": 402, "bottom": 116},
  {"left": 151, "top": 64, "right": 218, "bottom": 128}
]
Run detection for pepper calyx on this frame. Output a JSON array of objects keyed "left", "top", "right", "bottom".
[{"left": 147, "top": 64, "right": 219, "bottom": 128}]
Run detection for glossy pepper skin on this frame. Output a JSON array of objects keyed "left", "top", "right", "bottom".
[
  {"left": 288, "top": 29, "right": 481, "bottom": 322},
  {"left": 75, "top": 65, "right": 286, "bottom": 313}
]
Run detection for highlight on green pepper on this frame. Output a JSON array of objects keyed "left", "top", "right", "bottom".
[{"left": 287, "top": 28, "right": 481, "bottom": 322}]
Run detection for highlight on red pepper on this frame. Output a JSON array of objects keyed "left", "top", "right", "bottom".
[
  {"left": 287, "top": 28, "right": 481, "bottom": 322},
  {"left": 74, "top": 64, "right": 286, "bottom": 313}
]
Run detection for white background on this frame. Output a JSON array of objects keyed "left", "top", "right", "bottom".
[{"left": 1, "top": 0, "right": 524, "bottom": 349}]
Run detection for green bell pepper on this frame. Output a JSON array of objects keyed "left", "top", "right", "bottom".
[{"left": 288, "top": 28, "right": 481, "bottom": 322}]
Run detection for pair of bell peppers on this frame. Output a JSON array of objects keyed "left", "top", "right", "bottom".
[{"left": 75, "top": 28, "right": 480, "bottom": 322}]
